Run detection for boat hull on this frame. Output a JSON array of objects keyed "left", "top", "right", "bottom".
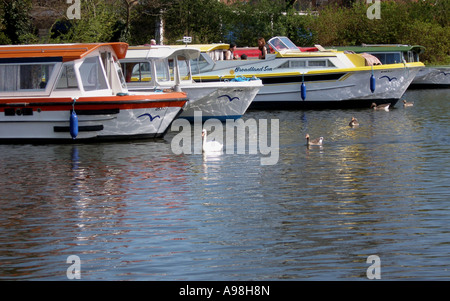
[
  {"left": 248, "top": 66, "right": 419, "bottom": 109},
  {"left": 0, "top": 94, "right": 187, "bottom": 142},
  {"left": 410, "top": 66, "right": 450, "bottom": 89},
  {"left": 189, "top": 47, "right": 422, "bottom": 110},
  {"left": 128, "top": 81, "right": 262, "bottom": 121},
  {"left": 179, "top": 80, "right": 262, "bottom": 121}
]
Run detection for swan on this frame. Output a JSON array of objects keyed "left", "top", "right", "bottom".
[
  {"left": 349, "top": 117, "right": 359, "bottom": 127},
  {"left": 305, "top": 134, "right": 323, "bottom": 146},
  {"left": 403, "top": 99, "right": 414, "bottom": 107},
  {"left": 371, "top": 102, "right": 390, "bottom": 111},
  {"left": 202, "top": 129, "right": 223, "bottom": 153}
]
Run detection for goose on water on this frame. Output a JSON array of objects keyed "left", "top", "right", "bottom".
[
  {"left": 371, "top": 102, "right": 390, "bottom": 111},
  {"left": 403, "top": 99, "right": 414, "bottom": 107},
  {"left": 349, "top": 117, "right": 359, "bottom": 127},
  {"left": 202, "top": 129, "right": 223, "bottom": 153},
  {"left": 305, "top": 134, "right": 323, "bottom": 146}
]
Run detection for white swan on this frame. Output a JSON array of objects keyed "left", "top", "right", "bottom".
[{"left": 202, "top": 129, "right": 223, "bottom": 153}]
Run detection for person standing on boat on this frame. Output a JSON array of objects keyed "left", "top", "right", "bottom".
[
  {"left": 225, "top": 43, "right": 239, "bottom": 60},
  {"left": 258, "top": 37, "right": 268, "bottom": 59}
]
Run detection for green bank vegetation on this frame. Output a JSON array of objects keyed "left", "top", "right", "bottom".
[{"left": 0, "top": 0, "right": 448, "bottom": 65}]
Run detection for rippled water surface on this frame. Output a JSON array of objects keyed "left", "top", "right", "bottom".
[{"left": 0, "top": 89, "right": 449, "bottom": 280}]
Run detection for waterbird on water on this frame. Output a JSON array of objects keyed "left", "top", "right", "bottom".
[
  {"left": 305, "top": 134, "right": 323, "bottom": 146},
  {"left": 371, "top": 102, "right": 390, "bottom": 111},
  {"left": 403, "top": 99, "right": 414, "bottom": 107},
  {"left": 202, "top": 129, "right": 223, "bottom": 153},
  {"left": 349, "top": 117, "right": 359, "bottom": 127}
]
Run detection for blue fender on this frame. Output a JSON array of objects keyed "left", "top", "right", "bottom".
[{"left": 70, "top": 110, "right": 78, "bottom": 139}]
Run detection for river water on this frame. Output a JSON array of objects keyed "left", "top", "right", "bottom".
[{"left": 0, "top": 89, "right": 449, "bottom": 281}]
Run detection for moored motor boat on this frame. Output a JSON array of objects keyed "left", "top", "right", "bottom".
[
  {"left": 332, "top": 44, "right": 449, "bottom": 89},
  {"left": 121, "top": 45, "right": 262, "bottom": 121},
  {"left": 171, "top": 36, "right": 424, "bottom": 109},
  {"left": 0, "top": 43, "right": 188, "bottom": 142}
]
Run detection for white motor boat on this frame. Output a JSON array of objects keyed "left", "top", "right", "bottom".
[
  {"left": 333, "top": 44, "right": 449, "bottom": 89},
  {"left": 121, "top": 46, "right": 262, "bottom": 121},
  {"left": 0, "top": 43, "right": 188, "bottom": 142},
  {"left": 171, "top": 36, "right": 425, "bottom": 109}
]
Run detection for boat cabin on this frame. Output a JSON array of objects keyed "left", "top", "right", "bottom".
[
  {"left": 120, "top": 46, "right": 200, "bottom": 89},
  {"left": 0, "top": 43, "right": 129, "bottom": 98},
  {"left": 332, "top": 44, "right": 425, "bottom": 64}
]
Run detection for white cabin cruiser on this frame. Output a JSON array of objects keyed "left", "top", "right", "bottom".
[
  {"left": 171, "top": 36, "right": 424, "bottom": 109},
  {"left": 121, "top": 46, "right": 262, "bottom": 121},
  {"left": 0, "top": 43, "right": 188, "bottom": 142},
  {"left": 333, "top": 44, "right": 449, "bottom": 89}
]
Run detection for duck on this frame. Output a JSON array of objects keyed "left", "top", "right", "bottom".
[
  {"left": 305, "top": 134, "right": 323, "bottom": 146},
  {"left": 403, "top": 99, "right": 414, "bottom": 107},
  {"left": 202, "top": 129, "right": 223, "bottom": 153},
  {"left": 349, "top": 117, "right": 359, "bottom": 127},
  {"left": 371, "top": 102, "right": 390, "bottom": 111}
]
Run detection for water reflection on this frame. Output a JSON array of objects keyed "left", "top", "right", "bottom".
[{"left": 0, "top": 89, "right": 449, "bottom": 280}]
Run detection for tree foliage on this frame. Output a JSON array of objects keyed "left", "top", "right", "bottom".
[
  {"left": 303, "top": 0, "right": 449, "bottom": 64},
  {"left": 0, "top": 0, "right": 37, "bottom": 44}
]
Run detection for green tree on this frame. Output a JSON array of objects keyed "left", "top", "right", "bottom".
[
  {"left": 49, "top": 0, "right": 122, "bottom": 43},
  {"left": 163, "top": 0, "right": 228, "bottom": 44},
  {"left": 0, "top": 0, "right": 37, "bottom": 44},
  {"left": 224, "top": 0, "right": 287, "bottom": 47}
]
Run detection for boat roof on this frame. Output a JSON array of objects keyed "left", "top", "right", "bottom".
[
  {"left": 168, "top": 43, "right": 230, "bottom": 52},
  {"left": 0, "top": 42, "right": 129, "bottom": 62},
  {"left": 126, "top": 45, "right": 200, "bottom": 60},
  {"left": 332, "top": 44, "right": 425, "bottom": 54}
]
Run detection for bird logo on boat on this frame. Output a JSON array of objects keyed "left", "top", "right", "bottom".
[
  {"left": 138, "top": 113, "right": 161, "bottom": 122},
  {"left": 379, "top": 75, "right": 397, "bottom": 82},
  {"left": 218, "top": 95, "right": 240, "bottom": 102}
]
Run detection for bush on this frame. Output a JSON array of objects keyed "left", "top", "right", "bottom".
[{"left": 292, "top": 0, "right": 449, "bottom": 65}]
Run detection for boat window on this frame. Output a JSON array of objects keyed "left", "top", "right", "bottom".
[
  {"left": 308, "top": 60, "right": 327, "bottom": 67},
  {"left": 190, "top": 54, "right": 211, "bottom": 74},
  {"left": 79, "top": 56, "right": 109, "bottom": 91},
  {"left": 56, "top": 63, "right": 78, "bottom": 89},
  {"left": 370, "top": 52, "right": 402, "bottom": 64},
  {"left": 279, "top": 37, "right": 299, "bottom": 50},
  {"left": 115, "top": 60, "right": 127, "bottom": 89},
  {"left": 268, "top": 37, "right": 299, "bottom": 52},
  {"left": 406, "top": 51, "right": 416, "bottom": 63},
  {"left": 122, "top": 62, "right": 151, "bottom": 82},
  {"left": 156, "top": 59, "right": 171, "bottom": 82},
  {"left": 290, "top": 61, "right": 306, "bottom": 68},
  {"left": 177, "top": 55, "right": 191, "bottom": 81},
  {"left": 0, "top": 63, "right": 55, "bottom": 92}
]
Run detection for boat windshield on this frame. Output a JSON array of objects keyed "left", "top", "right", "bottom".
[
  {"left": 268, "top": 37, "right": 299, "bottom": 52},
  {"left": 79, "top": 56, "right": 109, "bottom": 91},
  {"left": 175, "top": 55, "right": 191, "bottom": 81}
]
